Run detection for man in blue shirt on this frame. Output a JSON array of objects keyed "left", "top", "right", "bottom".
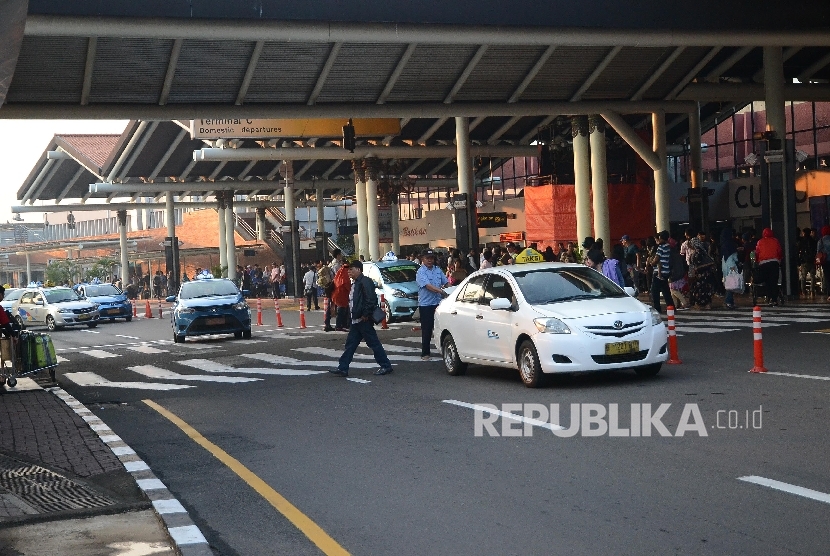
[
  {"left": 416, "top": 249, "right": 448, "bottom": 360},
  {"left": 651, "top": 230, "right": 674, "bottom": 313}
]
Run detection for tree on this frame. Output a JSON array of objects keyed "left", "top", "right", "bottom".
[
  {"left": 45, "top": 259, "right": 80, "bottom": 286},
  {"left": 334, "top": 233, "right": 355, "bottom": 257},
  {"left": 86, "top": 257, "right": 117, "bottom": 281}
]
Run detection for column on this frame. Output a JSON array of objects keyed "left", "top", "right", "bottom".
[
  {"left": 118, "top": 210, "right": 129, "bottom": 286},
  {"left": 763, "top": 46, "right": 786, "bottom": 136},
  {"left": 256, "top": 207, "right": 266, "bottom": 241},
  {"left": 353, "top": 160, "right": 369, "bottom": 260},
  {"left": 391, "top": 197, "right": 401, "bottom": 255},
  {"left": 225, "top": 192, "right": 237, "bottom": 281},
  {"left": 316, "top": 190, "right": 325, "bottom": 236},
  {"left": 165, "top": 191, "right": 180, "bottom": 291},
  {"left": 455, "top": 117, "right": 473, "bottom": 197},
  {"left": 217, "top": 195, "right": 228, "bottom": 276},
  {"left": 652, "top": 110, "right": 670, "bottom": 233},
  {"left": 135, "top": 201, "right": 144, "bottom": 230},
  {"left": 572, "top": 116, "right": 593, "bottom": 245},
  {"left": 25, "top": 253, "right": 31, "bottom": 284},
  {"left": 365, "top": 158, "right": 380, "bottom": 261},
  {"left": 689, "top": 103, "right": 703, "bottom": 189},
  {"left": 589, "top": 115, "right": 610, "bottom": 255}
]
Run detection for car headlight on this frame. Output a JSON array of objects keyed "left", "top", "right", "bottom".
[
  {"left": 533, "top": 318, "right": 571, "bottom": 334},
  {"left": 58, "top": 308, "right": 73, "bottom": 314},
  {"left": 650, "top": 308, "right": 662, "bottom": 326},
  {"left": 391, "top": 289, "right": 407, "bottom": 298},
  {"left": 233, "top": 301, "right": 248, "bottom": 311},
  {"left": 177, "top": 307, "right": 196, "bottom": 314},
  {"left": 92, "top": 304, "right": 99, "bottom": 310}
]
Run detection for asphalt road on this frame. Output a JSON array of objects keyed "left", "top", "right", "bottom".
[{"left": 43, "top": 304, "right": 830, "bottom": 555}]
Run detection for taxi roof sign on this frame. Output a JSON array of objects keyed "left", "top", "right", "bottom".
[{"left": 514, "top": 248, "right": 544, "bottom": 264}]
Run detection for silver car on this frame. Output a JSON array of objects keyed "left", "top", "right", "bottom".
[
  {"left": 0, "top": 288, "right": 24, "bottom": 311},
  {"left": 13, "top": 287, "right": 100, "bottom": 331}
]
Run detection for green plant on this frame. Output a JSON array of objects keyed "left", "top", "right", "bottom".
[
  {"left": 335, "top": 233, "right": 355, "bottom": 256},
  {"left": 45, "top": 259, "right": 80, "bottom": 286},
  {"left": 86, "top": 257, "right": 117, "bottom": 281}
]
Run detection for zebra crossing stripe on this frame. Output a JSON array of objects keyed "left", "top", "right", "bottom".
[
  {"left": 292, "top": 346, "right": 427, "bottom": 362},
  {"left": 64, "top": 371, "right": 193, "bottom": 390},
  {"left": 177, "top": 359, "right": 327, "bottom": 376},
  {"left": 84, "top": 349, "right": 121, "bottom": 358},
  {"left": 242, "top": 352, "right": 377, "bottom": 368},
  {"left": 128, "top": 365, "right": 262, "bottom": 383},
  {"left": 127, "top": 345, "right": 168, "bottom": 354}
]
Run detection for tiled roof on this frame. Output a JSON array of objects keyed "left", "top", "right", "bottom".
[{"left": 57, "top": 134, "right": 121, "bottom": 170}]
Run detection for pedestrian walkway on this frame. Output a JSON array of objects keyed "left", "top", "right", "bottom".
[{"left": 671, "top": 304, "right": 830, "bottom": 334}]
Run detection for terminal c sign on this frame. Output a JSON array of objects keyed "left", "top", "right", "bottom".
[{"left": 191, "top": 118, "right": 401, "bottom": 139}]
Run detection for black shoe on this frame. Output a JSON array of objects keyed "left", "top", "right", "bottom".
[
  {"left": 329, "top": 369, "right": 348, "bottom": 377},
  {"left": 374, "top": 367, "right": 394, "bottom": 375},
  {"left": 324, "top": 326, "right": 335, "bottom": 331}
]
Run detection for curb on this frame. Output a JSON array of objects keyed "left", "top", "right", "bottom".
[{"left": 47, "top": 387, "right": 213, "bottom": 556}]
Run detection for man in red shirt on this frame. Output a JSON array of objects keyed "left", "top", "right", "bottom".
[{"left": 754, "top": 228, "right": 783, "bottom": 306}]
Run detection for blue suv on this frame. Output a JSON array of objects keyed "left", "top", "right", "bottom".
[
  {"left": 77, "top": 283, "right": 133, "bottom": 322},
  {"left": 167, "top": 277, "right": 251, "bottom": 343}
]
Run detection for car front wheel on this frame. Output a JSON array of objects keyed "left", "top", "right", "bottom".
[
  {"left": 441, "top": 334, "right": 467, "bottom": 376},
  {"left": 87, "top": 322, "right": 98, "bottom": 328},
  {"left": 173, "top": 333, "right": 185, "bottom": 343},
  {"left": 518, "top": 340, "right": 543, "bottom": 388},
  {"left": 242, "top": 329, "right": 252, "bottom": 339},
  {"left": 634, "top": 363, "right": 662, "bottom": 377},
  {"left": 46, "top": 316, "right": 57, "bottom": 331}
]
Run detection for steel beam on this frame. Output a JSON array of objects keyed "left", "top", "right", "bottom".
[
  {"left": 148, "top": 128, "right": 187, "bottom": 179},
  {"left": 80, "top": 37, "right": 97, "bottom": 106},
  {"left": 798, "top": 51, "right": 830, "bottom": 82},
  {"left": 12, "top": 200, "right": 354, "bottom": 213},
  {"left": 377, "top": 43, "right": 417, "bottom": 104},
  {"left": 307, "top": 42, "right": 341, "bottom": 105},
  {"left": 704, "top": 46, "right": 753, "bottom": 81},
  {"left": 601, "top": 111, "right": 661, "bottom": 171},
  {"left": 570, "top": 46, "right": 622, "bottom": 102},
  {"left": 677, "top": 83, "right": 830, "bottom": 102},
  {"left": 56, "top": 167, "right": 86, "bottom": 203},
  {"left": 119, "top": 121, "right": 159, "bottom": 179},
  {"left": 236, "top": 40, "right": 264, "bottom": 105},
  {"left": 159, "top": 38, "right": 182, "bottom": 105},
  {"left": 630, "top": 47, "right": 685, "bottom": 101},
  {"left": 24, "top": 15, "right": 830, "bottom": 47},
  {"left": 664, "top": 47, "right": 722, "bottom": 100},
  {"left": 196, "top": 144, "right": 538, "bottom": 162},
  {"left": 0, "top": 99, "right": 697, "bottom": 120}
]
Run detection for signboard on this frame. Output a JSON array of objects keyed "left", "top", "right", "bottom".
[
  {"left": 378, "top": 205, "right": 394, "bottom": 244},
  {"left": 499, "top": 232, "right": 525, "bottom": 243},
  {"left": 514, "top": 248, "right": 544, "bottom": 264},
  {"left": 192, "top": 118, "right": 401, "bottom": 139},
  {"left": 477, "top": 212, "right": 508, "bottom": 228},
  {"left": 339, "top": 224, "right": 358, "bottom": 235}
]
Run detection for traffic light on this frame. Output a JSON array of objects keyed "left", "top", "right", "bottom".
[{"left": 342, "top": 118, "right": 356, "bottom": 153}]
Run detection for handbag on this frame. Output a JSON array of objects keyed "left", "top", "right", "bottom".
[
  {"left": 724, "top": 269, "right": 745, "bottom": 293},
  {"left": 361, "top": 279, "right": 386, "bottom": 324}
]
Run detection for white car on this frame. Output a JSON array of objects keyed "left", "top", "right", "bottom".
[{"left": 434, "top": 262, "right": 668, "bottom": 387}]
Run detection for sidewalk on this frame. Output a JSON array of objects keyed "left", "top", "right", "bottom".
[{"left": 0, "top": 378, "right": 185, "bottom": 555}]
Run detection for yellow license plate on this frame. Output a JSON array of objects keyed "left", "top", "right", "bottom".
[
  {"left": 605, "top": 341, "right": 639, "bottom": 356},
  {"left": 78, "top": 313, "right": 91, "bottom": 321}
]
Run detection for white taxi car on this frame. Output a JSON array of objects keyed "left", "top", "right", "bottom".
[{"left": 434, "top": 262, "right": 668, "bottom": 387}]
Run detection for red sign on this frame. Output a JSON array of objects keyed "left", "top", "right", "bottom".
[{"left": 499, "top": 232, "right": 525, "bottom": 243}]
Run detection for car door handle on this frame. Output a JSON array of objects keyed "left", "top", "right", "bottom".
[{"left": 476, "top": 315, "right": 483, "bottom": 320}]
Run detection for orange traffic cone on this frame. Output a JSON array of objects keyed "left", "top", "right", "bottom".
[
  {"left": 666, "top": 306, "right": 682, "bottom": 364},
  {"left": 380, "top": 294, "right": 389, "bottom": 330},
  {"left": 275, "top": 298, "right": 284, "bottom": 328},
  {"left": 749, "top": 306, "right": 768, "bottom": 373},
  {"left": 299, "top": 301, "right": 307, "bottom": 329},
  {"left": 145, "top": 299, "right": 153, "bottom": 318},
  {"left": 132, "top": 303, "right": 137, "bottom": 318},
  {"left": 256, "top": 298, "right": 263, "bottom": 326}
]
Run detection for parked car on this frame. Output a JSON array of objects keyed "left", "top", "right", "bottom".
[
  {"left": 0, "top": 288, "right": 24, "bottom": 311},
  {"left": 167, "top": 277, "right": 251, "bottom": 343},
  {"left": 76, "top": 283, "right": 133, "bottom": 322},
  {"left": 434, "top": 262, "right": 668, "bottom": 387},
  {"left": 12, "top": 287, "right": 100, "bottom": 331},
  {"left": 362, "top": 260, "right": 420, "bottom": 322}
]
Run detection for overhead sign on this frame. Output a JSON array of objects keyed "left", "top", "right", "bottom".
[
  {"left": 191, "top": 118, "right": 401, "bottom": 140},
  {"left": 377, "top": 206, "right": 394, "bottom": 244},
  {"left": 477, "top": 212, "right": 508, "bottom": 228},
  {"left": 499, "top": 232, "right": 525, "bottom": 243}
]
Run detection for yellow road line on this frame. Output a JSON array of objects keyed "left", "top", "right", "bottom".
[{"left": 142, "top": 399, "right": 350, "bottom": 556}]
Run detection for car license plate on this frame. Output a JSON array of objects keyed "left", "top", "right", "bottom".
[
  {"left": 78, "top": 313, "right": 91, "bottom": 321},
  {"left": 206, "top": 317, "right": 225, "bottom": 326},
  {"left": 605, "top": 340, "right": 639, "bottom": 356},
  {"left": 107, "top": 308, "right": 120, "bottom": 315}
]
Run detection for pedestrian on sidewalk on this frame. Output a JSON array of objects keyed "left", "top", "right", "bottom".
[
  {"left": 721, "top": 227, "right": 739, "bottom": 309},
  {"left": 303, "top": 265, "right": 320, "bottom": 311},
  {"left": 330, "top": 260, "right": 393, "bottom": 377},
  {"left": 755, "top": 227, "right": 783, "bottom": 306},
  {"left": 416, "top": 249, "right": 448, "bottom": 360},
  {"left": 817, "top": 225, "right": 830, "bottom": 301},
  {"left": 332, "top": 261, "right": 351, "bottom": 331},
  {"left": 649, "top": 231, "right": 674, "bottom": 313}
]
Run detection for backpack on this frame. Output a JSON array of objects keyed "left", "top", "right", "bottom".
[
  {"left": 601, "top": 258, "right": 624, "bottom": 287},
  {"left": 669, "top": 249, "right": 686, "bottom": 282},
  {"left": 317, "top": 266, "right": 333, "bottom": 288}
]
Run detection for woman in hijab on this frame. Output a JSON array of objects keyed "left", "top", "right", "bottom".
[
  {"left": 689, "top": 231, "right": 715, "bottom": 309},
  {"left": 720, "top": 227, "right": 739, "bottom": 309}
]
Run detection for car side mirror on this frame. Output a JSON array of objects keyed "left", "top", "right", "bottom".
[
  {"left": 624, "top": 287, "right": 636, "bottom": 297},
  {"left": 165, "top": 296, "right": 176, "bottom": 303},
  {"left": 489, "top": 298, "right": 513, "bottom": 311}
]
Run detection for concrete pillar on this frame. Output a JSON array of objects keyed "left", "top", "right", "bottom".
[
  {"left": 455, "top": 117, "right": 473, "bottom": 197},
  {"left": 165, "top": 192, "right": 175, "bottom": 237},
  {"left": 225, "top": 192, "right": 237, "bottom": 280},
  {"left": 391, "top": 199, "right": 400, "bottom": 255},
  {"left": 316, "top": 191, "right": 325, "bottom": 237},
  {"left": 365, "top": 158, "right": 380, "bottom": 261},
  {"left": 572, "top": 116, "right": 593, "bottom": 245},
  {"left": 589, "top": 115, "right": 610, "bottom": 255},
  {"left": 763, "top": 46, "right": 787, "bottom": 135},
  {"left": 353, "top": 160, "right": 369, "bottom": 260},
  {"left": 118, "top": 210, "right": 129, "bottom": 285},
  {"left": 256, "top": 207, "right": 266, "bottom": 241},
  {"left": 135, "top": 203, "right": 144, "bottom": 230},
  {"left": 217, "top": 195, "right": 228, "bottom": 276},
  {"left": 689, "top": 103, "right": 703, "bottom": 189},
  {"left": 25, "top": 253, "right": 31, "bottom": 284},
  {"left": 652, "top": 110, "right": 670, "bottom": 233}
]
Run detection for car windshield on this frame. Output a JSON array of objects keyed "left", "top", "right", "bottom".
[
  {"left": 3, "top": 290, "right": 23, "bottom": 302},
  {"left": 83, "top": 285, "right": 122, "bottom": 297},
  {"left": 45, "top": 289, "right": 81, "bottom": 303},
  {"left": 380, "top": 265, "right": 418, "bottom": 284},
  {"left": 179, "top": 280, "right": 239, "bottom": 300},
  {"left": 511, "top": 267, "right": 626, "bottom": 305}
]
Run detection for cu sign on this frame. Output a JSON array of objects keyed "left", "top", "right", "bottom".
[{"left": 728, "top": 179, "right": 808, "bottom": 219}]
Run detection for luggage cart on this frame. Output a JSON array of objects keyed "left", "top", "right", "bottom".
[{"left": 0, "top": 332, "right": 58, "bottom": 392}]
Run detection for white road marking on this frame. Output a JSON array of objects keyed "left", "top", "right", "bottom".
[
  {"left": 136, "top": 478, "right": 167, "bottom": 491},
  {"left": 127, "top": 345, "right": 168, "bottom": 354},
  {"left": 242, "top": 353, "right": 376, "bottom": 368},
  {"left": 110, "top": 446, "right": 136, "bottom": 456},
  {"left": 174, "top": 343, "right": 225, "bottom": 351},
  {"left": 292, "top": 346, "right": 427, "bottom": 362},
  {"left": 347, "top": 378, "right": 371, "bottom": 384},
  {"left": 64, "top": 371, "right": 193, "bottom": 390},
  {"left": 442, "top": 399, "right": 565, "bottom": 431},
  {"left": 667, "top": 326, "right": 740, "bottom": 333},
  {"left": 395, "top": 337, "right": 438, "bottom": 347},
  {"left": 123, "top": 461, "right": 150, "bottom": 472},
  {"left": 128, "top": 365, "right": 261, "bottom": 383},
  {"left": 378, "top": 343, "right": 421, "bottom": 353},
  {"left": 80, "top": 329, "right": 101, "bottom": 334},
  {"left": 115, "top": 334, "right": 141, "bottom": 340},
  {"left": 764, "top": 371, "right": 830, "bottom": 381},
  {"left": 738, "top": 476, "right": 830, "bottom": 505},
  {"left": 1, "top": 377, "right": 42, "bottom": 392},
  {"left": 84, "top": 349, "right": 121, "bottom": 359},
  {"left": 152, "top": 498, "right": 187, "bottom": 514},
  {"left": 167, "top": 525, "right": 208, "bottom": 546},
  {"left": 176, "top": 359, "right": 327, "bottom": 376},
  {"left": 57, "top": 355, "right": 70, "bottom": 363},
  {"left": 673, "top": 321, "right": 785, "bottom": 328}
]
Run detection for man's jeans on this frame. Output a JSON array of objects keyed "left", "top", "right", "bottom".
[
  {"left": 338, "top": 320, "right": 392, "bottom": 372},
  {"left": 651, "top": 275, "right": 673, "bottom": 312},
  {"left": 419, "top": 304, "right": 438, "bottom": 356}
]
